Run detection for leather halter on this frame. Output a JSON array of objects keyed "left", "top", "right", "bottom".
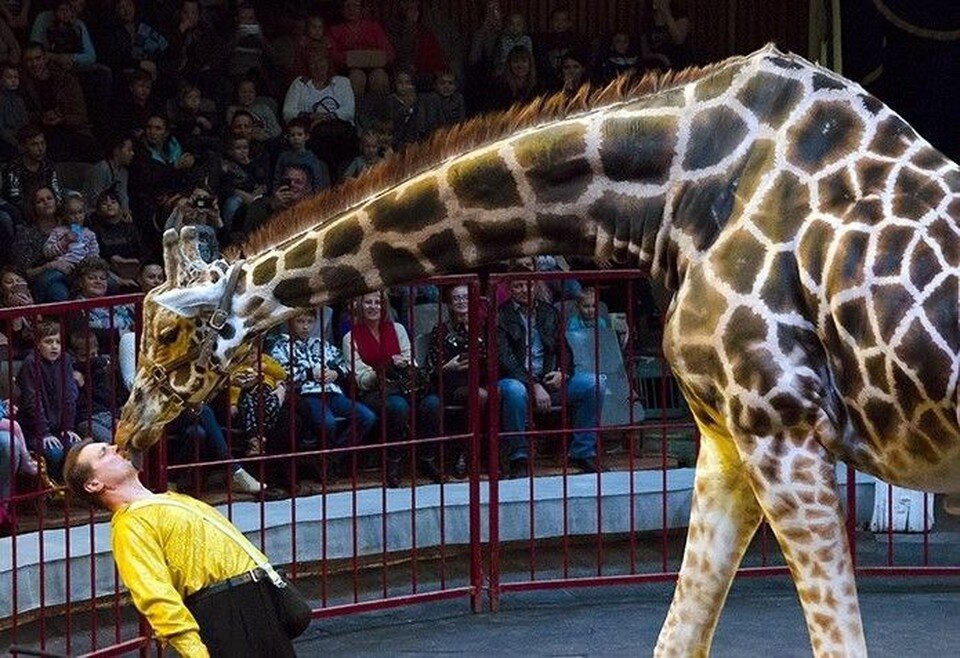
[{"left": 141, "top": 261, "right": 246, "bottom": 410}]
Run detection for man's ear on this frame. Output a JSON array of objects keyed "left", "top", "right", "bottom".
[
  {"left": 83, "top": 478, "right": 104, "bottom": 495},
  {"left": 152, "top": 276, "right": 228, "bottom": 318}
]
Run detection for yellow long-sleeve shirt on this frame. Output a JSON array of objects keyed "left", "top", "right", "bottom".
[
  {"left": 111, "top": 493, "right": 268, "bottom": 657},
  {"left": 228, "top": 353, "right": 287, "bottom": 406}
]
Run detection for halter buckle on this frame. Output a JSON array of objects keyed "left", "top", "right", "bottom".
[{"left": 208, "top": 308, "right": 228, "bottom": 331}]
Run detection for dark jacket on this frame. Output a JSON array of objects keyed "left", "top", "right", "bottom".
[
  {"left": 16, "top": 349, "right": 78, "bottom": 446},
  {"left": 497, "top": 300, "right": 570, "bottom": 381},
  {"left": 74, "top": 354, "right": 128, "bottom": 420}
]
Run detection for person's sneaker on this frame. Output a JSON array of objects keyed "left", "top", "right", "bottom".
[
  {"left": 570, "top": 457, "right": 601, "bottom": 474},
  {"left": 508, "top": 458, "right": 530, "bottom": 479},
  {"left": 231, "top": 468, "right": 265, "bottom": 494}
]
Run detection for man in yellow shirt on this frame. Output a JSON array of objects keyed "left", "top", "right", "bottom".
[{"left": 63, "top": 439, "right": 299, "bottom": 657}]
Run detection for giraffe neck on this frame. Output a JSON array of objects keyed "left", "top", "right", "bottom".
[{"left": 233, "top": 58, "right": 766, "bottom": 336}]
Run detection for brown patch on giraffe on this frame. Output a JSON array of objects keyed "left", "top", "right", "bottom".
[
  {"left": 906, "top": 431, "right": 941, "bottom": 464},
  {"left": 420, "top": 228, "right": 469, "bottom": 273},
  {"left": 513, "top": 123, "right": 592, "bottom": 204},
  {"left": 781, "top": 526, "right": 812, "bottom": 543},
  {"left": 856, "top": 158, "right": 893, "bottom": 192},
  {"left": 867, "top": 114, "right": 916, "bottom": 159},
  {"left": 759, "top": 253, "right": 804, "bottom": 313},
  {"left": 812, "top": 72, "right": 845, "bottom": 91},
  {"left": 599, "top": 115, "right": 678, "bottom": 184},
  {"left": 448, "top": 153, "right": 522, "bottom": 209},
  {"left": 923, "top": 276, "right": 959, "bottom": 352},
  {"left": 273, "top": 276, "right": 313, "bottom": 308},
  {"left": 251, "top": 256, "right": 277, "bottom": 286},
  {"left": 284, "top": 237, "right": 317, "bottom": 271},
  {"left": 368, "top": 177, "right": 447, "bottom": 231},
  {"left": 589, "top": 191, "right": 665, "bottom": 263},
  {"left": 751, "top": 170, "right": 811, "bottom": 244},
  {"left": 928, "top": 217, "right": 960, "bottom": 268},
  {"left": 836, "top": 297, "right": 877, "bottom": 348},
  {"left": 679, "top": 346, "right": 728, "bottom": 388},
  {"left": 824, "top": 229, "right": 868, "bottom": 297},
  {"left": 786, "top": 102, "right": 863, "bottom": 174},
  {"left": 863, "top": 398, "right": 899, "bottom": 436},
  {"left": 683, "top": 106, "right": 749, "bottom": 170},
  {"left": 891, "top": 368, "right": 926, "bottom": 422},
  {"left": 863, "top": 354, "right": 888, "bottom": 391},
  {"left": 370, "top": 242, "right": 428, "bottom": 283},
  {"left": 909, "top": 240, "right": 941, "bottom": 291},
  {"left": 318, "top": 265, "right": 365, "bottom": 300},
  {"left": 859, "top": 93, "right": 884, "bottom": 115},
  {"left": 769, "top": 392, "right": 808, "bottom": 427},
  {"left": 917, "top": 408, "right": 957, "bottom": 451},
  {"left": 535, "top": 213, "right": 592, "bottom": 253},
  {"left": 463, "top": 217, "right": 527, "bottom": 258},
  {"left": 735, "top": 73, "right": 803, "bottom": 129},
  {"left": 894, "top": 318, "right": 952, "bottom": 401},
  {"left": 797, "top": 219, "right": 834, "bottom": 288},
  {"left": 893, "top": 167, "right": 945, "bottom": 218},
  {"left": 911, "top": 146, "right": 948, "bottom": 172},
  {"left": 818, "top": 168, "right": 858, "bottom": 216},
  {"left": 322, "top": 215, "right": 364, "bottom": 258},
  {"left": 709, "top": 229, "right": 765, "bottom": 294},
  {"left": 672, "top": 176, "right": 737, "bottom": 250},
  {"left": 723, "top": 306, "right": 779, "bottom": 397},
  {"left": 847, "top": 198, "right": 884, "bottom": 227},
  {"left": 693, "top": 64, "right": 738, "bottom": 101},
  {"left": 873, "top": 226, "right": 914, "bottom": 277}
]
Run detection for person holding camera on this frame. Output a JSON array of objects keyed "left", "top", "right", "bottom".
[{"left": 242, "top": 164, "right": 313, "bottom": 234}]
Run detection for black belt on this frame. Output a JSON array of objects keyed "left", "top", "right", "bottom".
[{"left": 185, "top": 567, "right": 270, "bottom": 606}]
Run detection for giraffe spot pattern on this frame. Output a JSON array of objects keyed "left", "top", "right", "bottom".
[
  {"left": 818, "top": 168, "right": 858, "bottom": 217},
  {"left": 368, "top": 178, "right": 447, "bottom": 232},
  {"left": 867, "top": 114, "right": 916, "bottom": 158},
  {"left": 751, "top": 170, "right": 810, "bottom": 244},
  {"left": 274, "top": 276, "right": 313, "bottom": 308},
  {"left": 759, "top": 252, "right": 804, "bottom": 314},
  {"left": 514, "top": 123, "right": 593, "bottom": 204},
  {"left": 672, "top": 176, "right": 738, "bottom": 251},
  {"left": 284, "top": 237, "right": 317, "bottom": 271},
  {"left": 824, "top": 229, "right": 868, "bottom": 298},
  {"left": 322, "top": 215, "right": 364, "bottom": 258},
  {"left": 873, "top": 226, "right": 914, "bottom": 277},
  {"left": 599, "top": 115, "right": 677, "bottom": 184},
  {"left": 811, "top": 72, "right": 845, "bottom": 91},
  {"left": 908, "top": 240, "right": 940, "bottom": 291},
  {"left": 446, "top": 151, "right": 522, "bottom": 209},
  {"left": 722, "top": 306, "right": 779, "bottom": 397},
  {"left": 856, "top": 158, "right": 893, "bottom": 193},
  {"left": 736, "top": 72, "right": 803, "bottom": 129},
  {"left": 872, "top": 283, "right": 917, "bottom": 344},
  {"left": 893, "top": 167, "right": 945, "bottom": 218},
  {"left": 683, "top": 106, "right": 749, "bottom": 171},
  {"left": 710, "top": 228, "right": 766, "bottom": 294},
  {"left": 859, "top": 93, "right": 884, "bottom": 115},
  {"left": 463, "top": 218, "right": 527, "bottom": 261},
  {"left": 693, "top": 64, "right": 738, "bottom": 102},
  {"left": 251, "top": 256, "right": 277, "bottom": 287},
  {"left": 894, "top": 317, "right": 952, "bottom": 401},
  {"left": 420, "top": 228, "right": 468, "bottom": 272},
  {"left": 318, "top": 265, "right": 366, "bottom": 300},
  {"left": 922, "top": 277, "right": 958, "bottom": 352},
  {"left": 370, "top": 241, "right": 428, "bottom": 283},
  {"left": 787, "top": 102, "right": 863, "bottom": 173},
  {"left": 836, "top": 297, "right": 877, "bottom": 349},
  {"left": 911, "top": 147, "right": 948, "bottom": 171}
]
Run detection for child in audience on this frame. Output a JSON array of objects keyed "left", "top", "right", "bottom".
[
  {"left": 220, "top": 134, "right": 268, "bottom": 231},
  {"left": 168, "top": 83, "right": 219, "bottom": 154},
  {"left": 496, "top": 12, "right": 533, "bottom": 73},
  {"left": 70, "top": 331, "right": 125, "bottom": 443},
  {"left": 273, "top": 117, "right": 329, "bottom": 192},
  {"left": 423, "top": 69, "right": 465, "bottom": 130},
  {"left": 72, "top": 256, "right": 137, "bottom": 338},
  {"left": 225, "top": 77, "right": 282, "bottom": 142},
  {"left": 90, "top": 186, "right": 141, "bottom": 290},
  {"left": 16, "top": 320, "right": 83, "bottom": 479},
  {"left": 137, "top": 262, "right": 164, "bottom": 292},
  {"left": 342, "top": 129, "right": 383, "bottom": 179},
  {"left": 43, "top": 192, "right": 100, "bottom": 268}
]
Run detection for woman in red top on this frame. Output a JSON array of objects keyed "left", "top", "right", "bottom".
[
  {"left": 342, "top": 291, "right": 443, "bottom": 487},
  {"left": 327, "top": 0, "right": 394, "bottom": 97}
]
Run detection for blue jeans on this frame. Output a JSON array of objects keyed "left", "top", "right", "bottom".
[
  {"left": 168, "top": 404, "right": 236, "bottom": 471},
  {"left": 362, "top": 391, "right": 441, "bottom": 459},
  {"left": 30, "top": 268, "right": 70, "bottom": 303},
  {"left": 300, "top": 392, "right": 376, "bottom": 447},
  {"left": 43, "top": 432, "right": 87, "bottom": 480},
  {"left": 221, "top": 194, "right": 244, "bottom": 231},
  {"left": 498, "top": 373, "right": 601, "bottom": 461}
]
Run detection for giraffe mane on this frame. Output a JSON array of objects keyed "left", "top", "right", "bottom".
[{"left": 234, "top": 48, "right": 773, "bottom": 258}]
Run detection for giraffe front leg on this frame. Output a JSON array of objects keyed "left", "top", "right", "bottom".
[
  {"left": 739, "top": 431, "right": 866, "bottom": 658},
  {"left": 655, "top": 424, "right": 763, "bottom": 658}
]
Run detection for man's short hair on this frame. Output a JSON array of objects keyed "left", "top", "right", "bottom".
[
  {"left": 17, "top": 123, "right": 44, "bottom": 144},
  {"left": 34, "top": 319, "right": 61, "bottom": 342},
  {"left": 231, "top": 109, "right": 255, "bottom": 123},
  {"left": 63, "top": 438, "right": 102, "bottom": 508},
  {"left": 285, "top": 116, "right": 311, "bottom": 135}
]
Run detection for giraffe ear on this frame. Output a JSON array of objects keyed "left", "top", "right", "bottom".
[{"left": 151, "top": 276, "right": 228, "bottom": 318}]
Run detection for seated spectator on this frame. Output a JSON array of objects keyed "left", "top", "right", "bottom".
[
  {"left": 136, "top": 261, "right": 164, "bottom": 292},
  {"left": 0, "top": 266, "right": 38, "bottom": 359},
  {"left": 227, "top": 109, "right": 271, "bottom": 174},
  {"left": 388, "top": 67, "right": 436, "bottom": 150},
  {"left": 426, "top": 284, "right": 489, "bottom": 478},
  {"left": 488, "top": 45, "right": 540, "bottom": 111},
  {"left": 225, "top": 77, "right": 281, "bottom": 142},
  {"left": 12, "top": 186, "right": 72, "bottom": 302},
  {"left": 534, "top": 7, "right": 590, "bottom": 91},
  {"left": 560, "top": 50, "right": 590, "bottom": 95},
  {"left": 219, "top": 134, "right": 267, "bottom": 234},
  {"left": 421, "top": 69, "right": 465, "bottom": 131},
  {"left": 271, "top": 310, "right": 375, "bottom": 468},
  {"left": 565, "top": 287, "right": 610, "bottom": 331},
  {"left": 1, "top": 398, "right": 38, "bottom": 531},
  {"left": 19, "top": 41, "right": 99, "bottom": 161},
  {"left": 43, "top": 191, "right": 100, "bottom": 270},
  {"left": 226, "top": 2, "right": 276, "bottom": 84},
  {"left": 342, "top": 128, "right": 385, "bottom": 179},
  {"left": 294, "top": 13, "right": 335, "bottom": 79},
  {"left": 16, "top": 319, "right": 83, "bottom": 479},
  {"left": 0, "top": 12, "right": 20, "bottom": 66},
  {"left": 114, "top": 69, "right": 156, "bottom": 138},
  {"left": 497, "top": 276, "right": 603, "bottom": 478},
  {"left": 342, "top": 291, "right": 443, "bottom": 488},
  {"left": 83, "top": 133, "right": 134, "bottom": 214},
  {"left": 596, "top": 31, "right": 640, "bottom": 83},
  {"left": 90, "top": 186, "right": 141, "bottom": 289},
  {"left": 327, "top": 0, "right": 394, "bottom": 97},
  {"left": 641, "top": 0, "right": 692, "bottom": 71},
  {"left": 0, "top": 62, "right": 27, "bottom": 159},
  {"left": 30, "top": 0, "right": 97, "bottom": 71},
  {"left": 229, "top": 344, "right": 287, "bottom": 457},
  {"left": 465, "top": 0, "right": 502, "bottom": 112},
  {"left": 97, "top": 0, "right": 168, "bottom": 81},
  {"left": 167, "top": 83, "right": 220, "bottom": 154},
  {"left": 282, "top": 50, "right": 357, "bottom": 177},
  {"left": 242, "top": 163, "right": 313, "bottom": 233},
  {"left": 0, "top": 1, "right": 29, "bottom": 31},
  {"left": 162, "top": 186, "right": 221, "bottom": 263},
  {"left": 71, "top": 256, "right": 136, "bottom": 339},
  {"left": 159, "top": 0, "right": 226, "bottom": 102},
  {"left": 2, "top": 124, "right": 62, "bottom": 209},
  {"left": 495, "top": 12, "right": 533, "bottom": 75},
  {"left": 387, "top": 0, "right": 448, "bottom": 90},
  {"left": 273, "top": 116, "right": 329, "bottom": 192},
  {"left": 130, "top": 114, "right": 199, "bottom": 234},
  {"left": 69, "top": 331, "right": 126, "bottom": 443}
]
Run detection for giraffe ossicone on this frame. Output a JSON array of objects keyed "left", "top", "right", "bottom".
[{"left": 118, "top": 45, "right": 960, "bottom": 657}]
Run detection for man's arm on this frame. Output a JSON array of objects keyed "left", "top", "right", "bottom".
[{"left": 112, "top": 516, "right": 210, "bottom": 657}]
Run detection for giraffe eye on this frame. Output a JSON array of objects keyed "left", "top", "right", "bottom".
[{"left": 158, "top": 328, "right": 179, "bottom": 345}]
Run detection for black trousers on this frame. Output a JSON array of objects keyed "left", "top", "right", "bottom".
[{"left": 187, "top": 577, "right": 297, "bottom": 657}]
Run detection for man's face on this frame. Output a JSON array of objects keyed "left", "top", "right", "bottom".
[
  {"left": 131, "top": 78, "right": 151, "bottom": 103},
  {"left": 23, "top": 48, "right": 48, "bottom": 79},
  {"left": 229, "top": 138, "right": 250, "bottom": 163},
  {"left": 1, "top": 67, "right": 19, "bottom": 90},
  {"left": 37, "top": 333, "right": 62, "bottom": 361},
  {"left": 145, "top": 118, "right": 167, "bottom": 146},
  {"left": 115, "top": 139, "right": 134, "bottom": 165},
  {"left": 231, "top": 115, "right": 253, "bottom": 140},
  {"left": 116, "top": 0, "right": 135, "bottom": 22},
  {"left": 509, "top": 279, "right": 531, "bottom": 307},
  {"left": 434, "top": 74, "right": 456, "bottom": 97},
  {"left": 285, "top": 168, "right": 310, "bottom": 198},
  {"left": 76, "top": 442, "right": 137, "bottom": 498},
  {"left": 98, "top": 195, "right": 120, "bottom": 217},
  {"left": 23, "top": 134, "right": 46, "bottom": 160}
]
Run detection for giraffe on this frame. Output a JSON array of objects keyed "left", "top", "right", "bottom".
[{"left": 116, "top": 45, "right": 960, "bottom": 656}]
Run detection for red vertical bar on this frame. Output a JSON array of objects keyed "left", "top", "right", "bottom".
[
  {"left": 626, "top": 278, "right": 638, "bottom": 575},
  {"left": 487, "top": 276, "right": 501, "bottom": 612},
  {"left": 467, "top": 277, "right": 484, "bottom": 612}
]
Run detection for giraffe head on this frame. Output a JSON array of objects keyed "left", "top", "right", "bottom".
[{"left": 116, "top": 223, "right": 250, "bottom": 455}]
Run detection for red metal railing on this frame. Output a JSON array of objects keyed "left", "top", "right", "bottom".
[{"left": 2, "top": 273, "right": 957, "bottom": 657}]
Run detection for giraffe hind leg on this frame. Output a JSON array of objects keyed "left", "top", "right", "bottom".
[
  {"left": 737, "top": 429, "right": 867, "bottom": 658},
  {"left": 654, "top": 418, "right": 763, "bottom": 657}
]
